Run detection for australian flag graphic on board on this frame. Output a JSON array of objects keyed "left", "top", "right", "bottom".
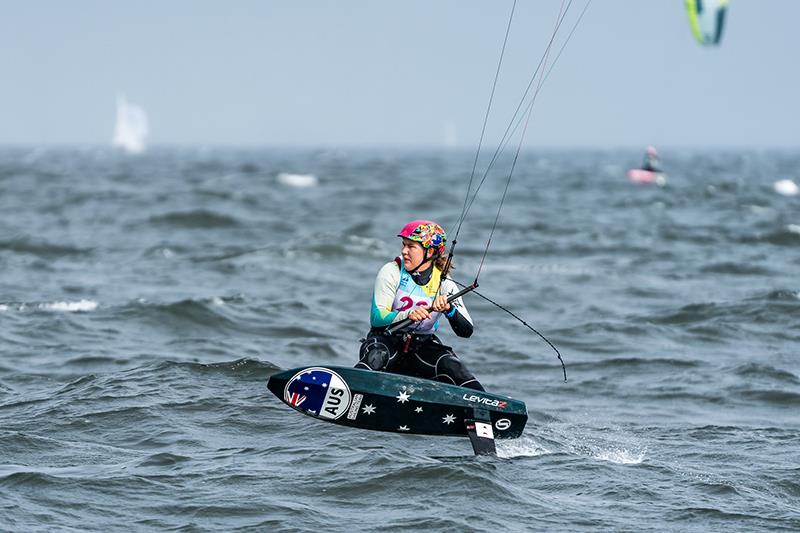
[{"left": 283, "top": 368, "right": 334, "bottom": 416}]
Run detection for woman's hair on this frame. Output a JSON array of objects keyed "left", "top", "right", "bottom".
[{"left": 434, "top": 253, "right": 454, "bottom": 277}]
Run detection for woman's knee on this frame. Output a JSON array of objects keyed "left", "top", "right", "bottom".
[
  {"left": 435, "top": 353, "right": 482, "bottom": 390},
  {"left": 357, "top": 336, "right": 393, "bottom": 371}
]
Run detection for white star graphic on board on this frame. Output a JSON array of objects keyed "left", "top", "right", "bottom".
[
  {"left": 321, "top": 383, "right": 327, "bottom": 388},
  {"left": 443, "top": 414, "right": 456, "bottom": 425},
  {"left": 398, "top": 425, "right": 410, "bottom": 431},
  {"left": 396, "top": 390, "right": 410, "bottom": 403},
  {"left": 414, "top": 406, "right": 423, "bottom": 413},
  {"left": 362, "top": 404, "right": 376, "bottom": 415}
]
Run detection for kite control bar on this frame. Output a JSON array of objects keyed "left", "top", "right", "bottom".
[{"left": 385, "top": 281, "right": 478, "bottom": 334}]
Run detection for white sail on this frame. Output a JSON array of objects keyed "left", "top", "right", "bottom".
[{"left": 112, "top": 95, "right": 148, "bottom": 154}]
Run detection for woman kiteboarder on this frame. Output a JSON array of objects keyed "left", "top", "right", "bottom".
[{"left": 356, "top": 220, "right": 485, "bottom": 391}]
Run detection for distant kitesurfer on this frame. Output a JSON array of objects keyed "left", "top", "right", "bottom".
[
  {"left": 356, "top": 220, "right": 484, "bottom": 391},
  {"left": 641, "top": 145, "right": 663, "bottom": 173}
]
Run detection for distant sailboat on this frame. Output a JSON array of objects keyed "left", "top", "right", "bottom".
[{"left": 112, "top": 95, "right": 148, "bottom": 154}]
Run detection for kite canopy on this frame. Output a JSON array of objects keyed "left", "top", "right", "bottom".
[{"left": 685, "top": 0, "right": 729, "bottom": 46}]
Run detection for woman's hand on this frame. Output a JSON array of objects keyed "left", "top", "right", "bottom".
[
  {"left": 409, "top": 296, "right": 451, "bottom": 322},
  {"left": 409, "top": 307, "right": 430, "bottom": 322},
  {"left": 408, "top": 296, "right": 450, "bottom": 322},
  {"left": 430, "top": 295, "right": 451, "bottom": 313}
]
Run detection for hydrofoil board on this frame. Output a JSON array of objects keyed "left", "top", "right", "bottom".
[{"left": 267, "top": 366, "right": 528, "bottom": 455}]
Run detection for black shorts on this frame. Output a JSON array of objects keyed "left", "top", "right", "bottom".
[{"left": 356, "top": 330, "right": 484, "bottom": 391}]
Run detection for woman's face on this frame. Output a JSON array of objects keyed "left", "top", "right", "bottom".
[{"left": 401, "top": 238, "right": 430, "bottom": 270}]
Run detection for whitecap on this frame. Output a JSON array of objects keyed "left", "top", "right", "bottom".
[
  {"left": 38, "top": 299, "right": 98, "bottom": 312},
  {"left": 557, "top": 422, "right": 648, "bottom": 466},
  {"left": 277, "top": 173, "right": 318, "bottom": 187},
  {"left": 496, "top": 436, "right": 551, "bottom": 459},
  {"left": 347, "top": 235, "right": 383, "bottom": 248},
  {"left": 773, "top": 179, "right": 798, "bottom": 196},
  {"left": 0, "top": 304, "right": 8, "bottom": 312},
  {"left": 592, "top": 447, "right": 646, "bottom": 465},
  {"left": 347, "top": 235, "right": 390, "bottom": 257},
  {"left": 786, "top": 224, "right": 800, "bottom": 235}
]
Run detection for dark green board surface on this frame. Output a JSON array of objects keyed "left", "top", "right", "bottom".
[{"left": 267, "top": 366, "right": 528, "bottom": 439}]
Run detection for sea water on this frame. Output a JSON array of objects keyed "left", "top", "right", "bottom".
[{"left": 1, "top": 146, "right": 798, "bottom": 531}]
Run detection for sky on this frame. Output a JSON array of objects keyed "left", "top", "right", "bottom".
[{"left": 1, "top": 0, "right": 799, "bottom": 148}]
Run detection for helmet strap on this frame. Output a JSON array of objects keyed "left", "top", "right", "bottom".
[{"left": 406, "top": 248, "right": 439, "bottom": 275}]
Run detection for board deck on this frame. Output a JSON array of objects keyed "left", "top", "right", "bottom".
[{"left": 267, "top": 366, "right": 528, "bottom": 440}]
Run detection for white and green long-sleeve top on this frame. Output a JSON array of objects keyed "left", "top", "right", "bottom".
[{"left": 369, "top": 258, "right": 473, "bottom": 337}]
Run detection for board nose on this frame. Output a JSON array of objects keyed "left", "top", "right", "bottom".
[{"left": 266, "top": 372, "right": 288, "bottom": 399}]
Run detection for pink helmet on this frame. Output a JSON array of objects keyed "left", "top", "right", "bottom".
[
  {"left": 646, "top": 145, "right": 658, "bottom": 156},
  {"left": 397, "top": 220, "right": 447, "bottom": 257}
]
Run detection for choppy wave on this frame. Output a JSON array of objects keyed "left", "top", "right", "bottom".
[
  {"left": 732, "top": 388, "right": 800, "bottom": 406},
  {"left": 117, "top": 296, "right": 245, "bottom": 330},
  {"left": 148, "top": 209, "right": 242, "bottom": 228},
  {"left": 0, "top": 299, "right": 98, "bottom": 312},
  {"left": 2, "top": 147, "right": 800, "bottom": 531},
  {"left": 732, "top": 362, "right": 799, "bottom": 384},
  {"left": 645, "top": 292, "right": 800, "bottom": 327},
  {"left": 700, "top": 262, "right": 774, "bottom": 275},
  {"left": 568, "top": 356, "right": 701, "bottom": 371},
  {"left": 739, "top": 226, "right": 800, "bottom": 246},
  {"left": 0, "top": 237, "right": 91, "bottom": 258}
]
